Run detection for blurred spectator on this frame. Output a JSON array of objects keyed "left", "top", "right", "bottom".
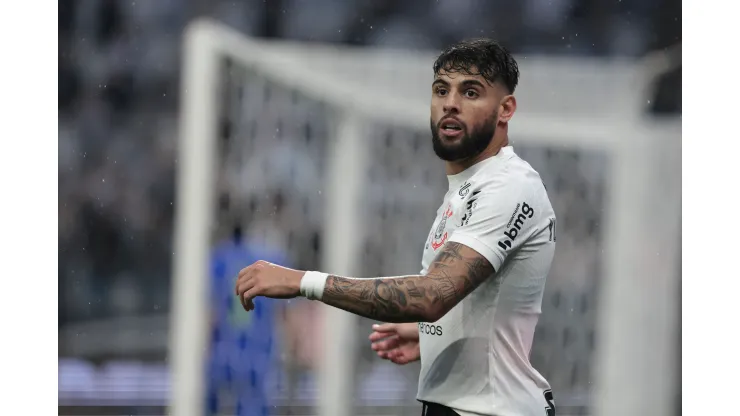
[{"left": 208, "top": 226, "right": 288, "bottom": 416}]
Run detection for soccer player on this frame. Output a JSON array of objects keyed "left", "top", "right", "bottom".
[{"left": 235, "top": 39, "right": 557, "bottom": 416}]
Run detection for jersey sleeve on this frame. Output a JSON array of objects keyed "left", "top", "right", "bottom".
[{"left": 448, "top": 173, "right": 543, "bottom": 272}]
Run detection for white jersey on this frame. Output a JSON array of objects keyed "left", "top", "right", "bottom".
[{"left": 416, "top": 146, "right": 556, "bottom": 416}]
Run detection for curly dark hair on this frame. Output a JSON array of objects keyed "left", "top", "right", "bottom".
[{"left": 433, "top": 39, "right": 520, "bottom": 94}]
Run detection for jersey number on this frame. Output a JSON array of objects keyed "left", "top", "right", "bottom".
[
  {"left": 548, "top": 218, "right": 556, "bottom": 242},
  {"left": 544, "top": 389, "right": 556, "bottom": 416}
]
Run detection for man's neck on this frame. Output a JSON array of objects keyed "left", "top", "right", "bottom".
[{"left": 444, "top": 137, "right": 508, "bottom": 175}]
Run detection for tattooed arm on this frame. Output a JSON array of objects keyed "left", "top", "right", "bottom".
[
  {"left": 235, "top": 179, "right": 540, "bottom": 320},
  {"left": 320, "top": 242, "right": 494, "bottom": 323}
]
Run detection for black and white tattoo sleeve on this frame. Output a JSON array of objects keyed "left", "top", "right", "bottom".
[{"left": 320, "top": 242, "right": 494, "bottom": 323}]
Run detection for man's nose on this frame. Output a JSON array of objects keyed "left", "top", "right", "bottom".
[{"left": 443, "top": 94, "right": 461, "bottom": 114}]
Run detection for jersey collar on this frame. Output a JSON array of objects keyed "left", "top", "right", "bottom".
[{"left": 446, "top": 146, "right": 514, "bottom": 189}]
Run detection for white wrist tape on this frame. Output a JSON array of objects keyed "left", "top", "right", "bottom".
[{"left": 300, "top": 271, "right": 329, "bottom": 301}]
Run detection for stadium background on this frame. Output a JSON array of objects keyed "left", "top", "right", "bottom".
[{"left": 58, "top": 0, "right": 681, "bottom": 415}]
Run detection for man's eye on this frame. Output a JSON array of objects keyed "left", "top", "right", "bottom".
[
  {"left": 436, "top": 89, "right": 448, "bottom": 96},
  {"left": 464, "top": 90, "right": 478, "bottom": 98}
]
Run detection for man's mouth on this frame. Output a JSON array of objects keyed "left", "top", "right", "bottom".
[{"left": 439, "top": 118, "right": 463, "bottom": 137}]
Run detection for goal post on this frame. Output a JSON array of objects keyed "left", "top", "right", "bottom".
[
  {"left": 316, "top": 113, "right": 367, "bottom": 416},
  {"left": 169, "top": 20, "right": 371, "bottom": 416},
  {"left": 594, "top": 119, "right": 681, "bottom": 416},
  {"left": 168, "top": 20, "right": 219, "bottom": 416},
  {"left": 170, "top": 18, "right": 680, "bottom": 416}
]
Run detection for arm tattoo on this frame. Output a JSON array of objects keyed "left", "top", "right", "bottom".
[{"left": 321, "top": 242, "right": 494, "bottom": 323}]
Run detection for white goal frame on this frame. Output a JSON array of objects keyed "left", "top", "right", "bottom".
[{"left": 169, "top": 18, "right": 681, "bottom": 416}]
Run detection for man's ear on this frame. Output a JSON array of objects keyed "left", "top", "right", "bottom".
[{"left": 498, "top": 95, "right": 517, "bottom": 124}]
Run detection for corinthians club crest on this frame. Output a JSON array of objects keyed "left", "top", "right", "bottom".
[
  {"left": 431, "top": 205, "right": 454, "bottom": 250},
  {"left": 458, "top": 181, "right": 471, "bottom": 198}
]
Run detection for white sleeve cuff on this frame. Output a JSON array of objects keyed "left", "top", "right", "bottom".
[{"left": 448, "top": 233, "right": 505, "bottom": 272}]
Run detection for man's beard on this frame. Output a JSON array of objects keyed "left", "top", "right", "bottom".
[{"left": 430, "top": 111, "right": 497, "bottom": 162}]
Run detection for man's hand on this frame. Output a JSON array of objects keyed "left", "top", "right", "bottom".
[
  {"left": 369, "top": 323, "right": 420, "bottom": 365},
  {"left": 235, "top": 261, "right": 304, "bottom": 311}
]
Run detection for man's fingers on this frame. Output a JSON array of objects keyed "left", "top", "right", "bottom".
[
  {"left": 371, "top": 323, "right": 398, "bottom": 334},
  {"left": 369, "top": 324, "right": 399, "bottom": 341},
  {"left": 377, "top": 348, "right": 405, "bottom": 362},
  {"left": 236, "top": 274, "right": 257, "bottom": 298},
  {"left": 235, "top": 265, "right": 259, "bottom": 294},
  {"left": 369, "top": 330, "right": 395, "bottom": 342},
  {"left": 241, "top": 296, "right": 254, "bottom": 311},
  {"left": 391, "top": 355, "right": 409, "bottom": 365},
  {"left": 235, "top": 264, "right": 262, "bottom": 311},
  {"left": 242, "top": 287, "right": 260, "bottom": 311},
  {"left": 240, "top": 295, "right": 254, "bottom": 311},
  {"left": 371, "top": 335, "right": 401, "bottom": 352},
  {"left": 385, "top": 349, "right": 411, "bottom": 365},
  {"left": 239, "top": 284, "right": 256, "bottom": 311}
]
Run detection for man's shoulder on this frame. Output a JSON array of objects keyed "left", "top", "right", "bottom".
[
  {"left": 469, "top": 154, "right": 553, "bottom": 222},
  {"left": 474, "top": 155, "right": 545, "bottom": 193}
]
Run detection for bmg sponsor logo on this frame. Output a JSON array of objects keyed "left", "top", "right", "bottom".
[
  {"left": 418, "top": 322, "right": 443, "bottom": 336},
  {"left": 497, "top": 202, "right": 534, "bottom": 250}
]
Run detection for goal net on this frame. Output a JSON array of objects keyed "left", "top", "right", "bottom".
[{"left": 170, "top": 19, "right": 681, "bottom": 416}]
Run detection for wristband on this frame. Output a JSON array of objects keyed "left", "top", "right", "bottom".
[{"left": 300, "top": 271, "right": 329, "bottom": 300}]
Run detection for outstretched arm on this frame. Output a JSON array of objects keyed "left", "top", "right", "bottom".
[
  {"left": 236, "top": 176, "right": 547, "bottom": 323},
  {"left": 235, "top": 242, "right": 494, "bottom": 323},
  {"left": 314, "top": 242, "right": 494, "bottom": 323}
]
